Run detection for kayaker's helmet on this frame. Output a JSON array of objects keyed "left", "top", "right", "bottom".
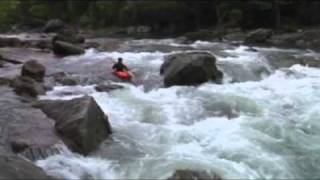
[{"left": 118, "top": 58, "right": 123, "bottom": 63}]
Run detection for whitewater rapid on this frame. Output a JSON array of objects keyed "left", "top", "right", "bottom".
[{"left": 36, "top": 40, "right": 320, "bottom": 179}]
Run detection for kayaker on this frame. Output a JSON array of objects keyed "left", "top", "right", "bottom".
[{"left": 112, "top": 57, "right": 129, "bottom": 72}]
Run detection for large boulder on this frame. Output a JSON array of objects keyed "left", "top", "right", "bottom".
[
  {"left": 245, "top": 28, "right": 273, "bottom": 44},
  {"left": 160, "top": 52, "right": 223, "bottom": 87},
  {"left": 21, "top": 60, "right": 46, "bottom": 82},
  {"left": 0, "top": 37, "right": 21, "bottom": 47},
  {"left": 34, "top": 96, "right": 112, "bottom": 155},
  {"left": 0, "top": 155, "right": 54, "bottom": 179},
  {"left": 52, "top": 41, "right": 85, "bottom": 56},
  {"left": 52, "top": 29, "right": 85, "bottom": 44},
  {"left": 10, "top": 76, "right": 46, "bottom": 98},
  {"left": 167, "top": 170, "right": 222, "bottom": 180},
  {"left": 43, "top": 19, "right": 65, "bottom": 33}
]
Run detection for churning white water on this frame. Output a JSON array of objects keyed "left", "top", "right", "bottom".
[{"left": 36, "top": 40, "right": 320, "bottom": 179}]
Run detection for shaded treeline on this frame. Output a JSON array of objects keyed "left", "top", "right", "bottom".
[{"left": 0, "top": 0, "right": 320, "bottom": 33}]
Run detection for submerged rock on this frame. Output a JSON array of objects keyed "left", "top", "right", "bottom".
[
  {"left": 95, "top": 83, "right": 124, "bottom": 92},
  {"left": 161, "top": 51, "right": 223, "bottom": 87},
  {"left": 167, "top": 170, "right": 222, "bottom": 180},
  {"left": 34, "top": 96, "right": 112, "bottom": 155},
  {"left": 0, "top": 155, "right": 54, "bottom": 179},
  {"left": 21, "top": 60, "right": 46, "bottom": 82},
  {"left": 52, "top": 41, "right": 85, "bottom": 56}
]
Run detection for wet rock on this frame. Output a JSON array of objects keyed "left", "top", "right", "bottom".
[
  {"left": 245, "top": 28, "right": 273, "bottom": 44},
  {"left": 53, "top": 29, "right": 85, "bottom": 44},
  {"left": 48, "top": 72, "right": 78, "bottom": 86},
  {"left": 0, "top": 155, "right": 54, "bottom": 179},
  {"left": 301, "top": 57, "right": 320, "bottom": 67},
  {"left": 0, "top": 37, "right": 21, "bottom": 47},
  {"left": 34, "top": 96, "right": 112, "bottom": 155},
  {"left": 23, "top": 40, "right": 52, "bottom": 50},
  {"left": 10, "top": 76, "right": 46, "bottom": 98},
  {"left": 245, "top": 47, "right": 258, "bottom": 52},
  {"left": 82, "top": 41, "right": 100, "bottom": 49},
  {"left": 0, "top": 47, "right": 59, "bottom": 64},
  {"left": 269, "top": 29, "right": 320, "bottom": 49},
  {"left": 52, "top": 41, "right": 85, "bottom": 56},
  {"left": 0, "top": 77, "right": 12, "bottom": 86},
  {"left": 266, "top": 52, "right": 320, "bottom": 69},
  {"left": 0, "top": 86, "right": 62, "bottom": 161},
  {"left": 49, "top": 72, "right": 66, "bottom": 81},
  {"left": 18, "top": 145, "right": 64, "bottom": 162},
  {"left": 60, "top": 77, "right": 78, "bottom": 86},
  {"left": 21, "top": 60, "right": 45, "bottom": 82},
  {"left": 167, "top": 170, "right": 222, "bottom": 180},
  {"left": 161, "top": 51, "right": 223, "bottom": 87},
  {"left": 43, "top": 77, "right": 55, "bottom": 91},
  {"left": 95, "top": 83, "right": 124, "bottom": 92},
  {"left": 43, "top": 19, "right": 65, "bottom": 33}
]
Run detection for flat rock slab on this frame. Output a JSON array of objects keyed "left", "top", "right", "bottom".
[
  {"left": 0, "top": 154, "right": 54, "bottom": 179},
  {"left": 0, "top": 86, "right": 62, "bottom": 160},
  {"left": 0, "top": 47, "right": 58, "bottom": 64}
]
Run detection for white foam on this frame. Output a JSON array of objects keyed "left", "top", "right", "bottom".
[
  {"left": 37, "top": 42, "right": 320, "bottom": 179},
  {"left": 36, "top": 154, "right": 123, "bottom": 179}
]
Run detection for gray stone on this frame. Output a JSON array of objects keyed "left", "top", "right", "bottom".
[
  {"left": 34, "top": 96, "right": 112, "bottom": 155},
  {"left": 167, "top": 170, "right": 222, "bottom": 180},
  {"left": 0, "top": 37, "right": 21, "bottom": 47},
  {"left": 52, "top": 41, "right": 85, "bottom": 56},
  {"left": 0, "top": 155, "right": 54, "bottom": 179},
  {"left": 21, "top": 60, "right": 46, "bottom": 82},
  {"left": 161, "top": 52, "right": 223, "bottom": 87},
  {"left": 10, "top": 76, "right": 46, "bottom": 98},
  {"left": 95, "top": 83, "right": 124, "bottom": 92}
]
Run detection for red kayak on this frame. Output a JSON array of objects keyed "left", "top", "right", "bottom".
[{"left": 114, "top": 71, "right": 132, "bottom": 80}]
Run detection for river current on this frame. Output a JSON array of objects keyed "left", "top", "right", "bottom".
[{"left": 35, "top": 39, "right": 320, "bottom": 179}]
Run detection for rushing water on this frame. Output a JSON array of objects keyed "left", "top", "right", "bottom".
[{"left": 36, "top": 40, "right": 320, "bottom": 179}]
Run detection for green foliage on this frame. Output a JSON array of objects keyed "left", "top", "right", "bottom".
[
  {"left": 0, "top": 0, "right": 19, "bottom": 18},
  {"left": 0, "top": 0, "right": 318, "bottom": 33},
  {"left": 0, "top": 0, "right": 19, "bottom": 30},
  {"left": 79, "top": 15, "right": 91, "bottom": 27},
  {"left": 29, "top": 4, "right": 50, "bottom": 19}
]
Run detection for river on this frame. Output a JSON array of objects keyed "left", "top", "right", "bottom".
[{"left": 35, "top": 39, "right": 320, "bottom": 179}]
